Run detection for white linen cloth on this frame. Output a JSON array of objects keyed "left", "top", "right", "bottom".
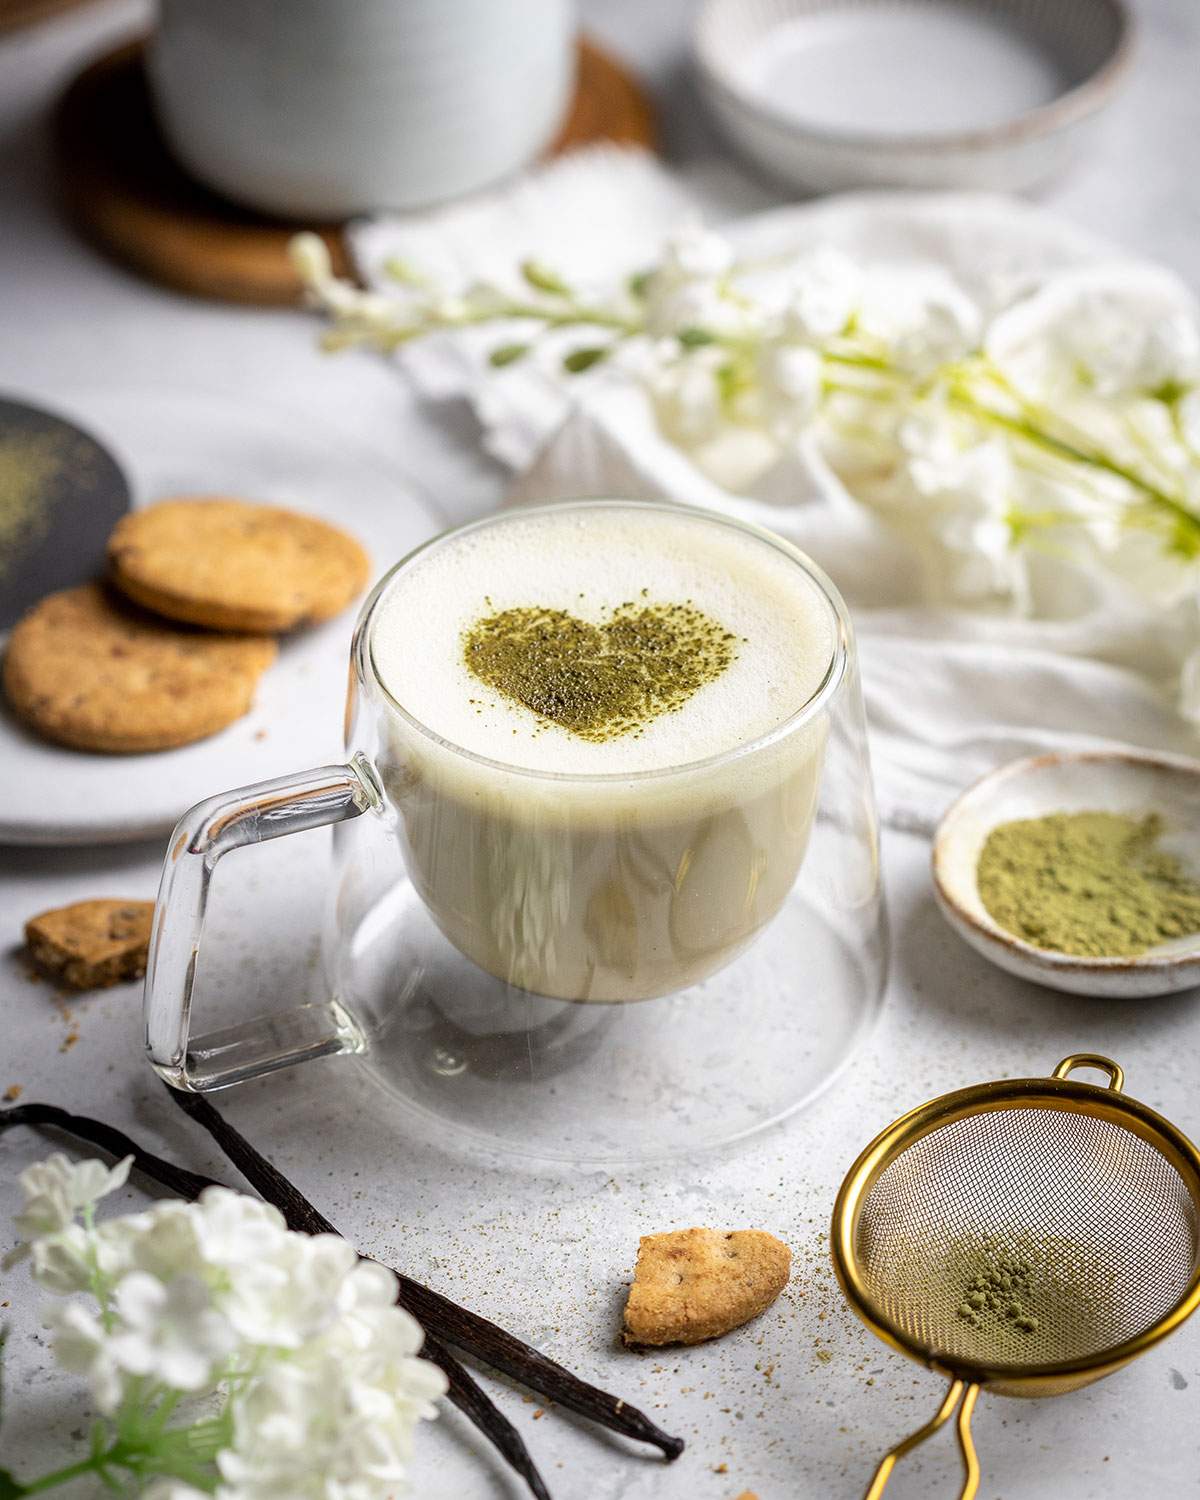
[{"left": 349, "top": 150, "right": 1200, "bottom": 834}]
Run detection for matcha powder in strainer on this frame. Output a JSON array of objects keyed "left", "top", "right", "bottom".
[{"left": 976, "top": 810, "right": 1200, "bottom": 958}]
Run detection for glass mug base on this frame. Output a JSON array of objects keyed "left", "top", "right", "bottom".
[
  {"left": 144, "top": 501, "right": 888, "bottom": 1162},
  {"left": 331, "top": 873, "right": 884, "bottom": 1164}
]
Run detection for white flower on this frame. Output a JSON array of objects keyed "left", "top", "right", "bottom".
[
  {"left": 882, "top": 413, "right": 1027, "bottom": 603},
  {"left": 338, "top": 1259, "right": 402, "bottom": 1320},
  {"left": 1082, "top": 522, "right": 1198, "bottom": 608},
  {"left": 642, "top": 226, "right": 738, "bottom": 337},
  {"left": 218, "top": 1295, "right": 445, "bottom": 1500},
  {"left": 110, "top": 1272, "right": 235, "bottom": 1392},
  {"left": 10, "top": 1161, "right": 445, "bottom": 1497},
  {"left": 780, "top": 247, "right": 862, "bottom": 340},
  {"left": 193, "top": 1187, "right": 288, "bottom": 1266},
  {"left": 755, "top": 341, "right": 823, "bottom": 438},
  {"left": 857, "top": 267, "right": 981, "bottom": 375},
  {"left": 29, "top": 1223, "right": 93, "bottom": 1294},
  {"left": 657, "top": 225, "right": 734, "bottom": 284},
  {"left": 988, "top": 264, "right": 1200, "bottom": 398},
  {"left": 651, "top": 353, "right": 726, "bottom": 447},
  {"left": 44, "top": 1300, "right": 125, "bottom": 1414},
  {"left": 4, "top": 1153, "right": 134, "bottom": 1272},
  {"left": 13, "top": 1153, "right": 132, "bottom": 1240},
  {"left": 108, "top": 1201, "right": 203, "bottom": 1289},
  {"left": 225, "top": 1231, "right": 358, "bottom": 1350}
]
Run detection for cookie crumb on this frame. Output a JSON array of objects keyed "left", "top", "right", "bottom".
[
  {"left": 25, "top": 899, "right": 155, "bottom": 991},
  {"left": 3, "top": 1084, "right": 22, "bottom": 1101},
  {"left": 622, "top": 1227, "right": 791, "bottom": 1347}
]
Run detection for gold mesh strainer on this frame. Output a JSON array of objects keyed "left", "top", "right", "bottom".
[{"left": 831, "top": 1054, "right": 1200, "bottom": 1499}]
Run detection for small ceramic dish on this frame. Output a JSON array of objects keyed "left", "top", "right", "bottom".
[
  {"left": 693, "top": 0, "right": 1131, "bottom": 194},
  {"left": 933, "top": 751, "right": 1200, "bottom": 998}
]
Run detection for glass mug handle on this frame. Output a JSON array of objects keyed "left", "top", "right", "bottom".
[{"left": 144, "top": 755, "right": 380, "bottom": 1092}]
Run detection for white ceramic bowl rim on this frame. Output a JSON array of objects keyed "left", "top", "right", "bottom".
[
  {"left": 932, "top": 749, "right": 1200, "bottom": 975},
  {"left": 693, "top": 0, "right": 1133, "bottom": 155}
]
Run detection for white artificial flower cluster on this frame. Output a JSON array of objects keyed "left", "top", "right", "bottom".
[
  {"left": 291, "top": 227, "right": 1200, "bottom": 718},
  {"left": 4, "top": 1153, "right": 446, "bottom": 1499}
]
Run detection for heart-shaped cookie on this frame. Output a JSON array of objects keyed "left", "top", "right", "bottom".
[
  {"left": 621, "top": 1227, "right": 791, "bottom": 1347},
  {"left": 463, "top": 600, "right": 737, "bottom": 742}
]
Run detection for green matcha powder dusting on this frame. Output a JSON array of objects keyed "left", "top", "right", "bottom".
[
  {"left": 462, "top": 600, "right": 737, "bottom": 742},
  {"left": 0, "top": 431, "right": 64, "bottom": 581},
  {"left": 955, "top": 1244, "right": 1039, "bottom": 1334},
  {"left": 977, "top": 810, "right": 1200, "bottom": 958}
]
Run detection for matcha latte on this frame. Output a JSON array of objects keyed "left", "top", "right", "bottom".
[{"left": 367, "top": 502, "right": 839, "bottom": 1001}]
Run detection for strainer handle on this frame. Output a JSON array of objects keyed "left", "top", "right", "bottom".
[
  {"left": 863, "top": 1378, "right": 980, "bottom": 1500},
  {"left": 1051, "top": 1054, "right": 1125, "bottom": 1092}
]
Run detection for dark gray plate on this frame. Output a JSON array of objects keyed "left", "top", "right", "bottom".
[{"left": 0, "top": 394, "right": 131, "bottom": 629}]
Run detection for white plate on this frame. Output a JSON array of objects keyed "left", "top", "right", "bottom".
[{"left": 1, "top": 386, "right": 440, "bottom": 846}]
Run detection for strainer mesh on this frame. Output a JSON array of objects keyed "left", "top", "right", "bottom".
[{"left": 855, "top": 1106, "right": 1199, "bottom": 1371}]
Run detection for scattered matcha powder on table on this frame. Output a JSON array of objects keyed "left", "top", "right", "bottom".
[{"left": 977, "top": 810, "right": 1200, "bottom": 958}]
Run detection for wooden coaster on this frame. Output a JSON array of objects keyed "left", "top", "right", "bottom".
[
  {"left": 0, "top": 0, "right": 97, "bottom": 35},
  {"left": 52, "top": 37, "right": 659, "bottom": 307}
]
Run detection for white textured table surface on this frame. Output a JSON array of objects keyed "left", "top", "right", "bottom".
[{"left": 2, "top": 3, "right": 1199, "bottom": 1498}]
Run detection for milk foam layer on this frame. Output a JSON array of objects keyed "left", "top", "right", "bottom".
[{"left": 370, "top": 504, "right": 837, "bottom": 775}]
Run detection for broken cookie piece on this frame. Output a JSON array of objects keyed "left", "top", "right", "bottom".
[
  {"left": 622, "top": 1227, "right": 791, "bottom": 1347},
  {"left": 25, "top": 899, "right": 155, "bottom": 992}
]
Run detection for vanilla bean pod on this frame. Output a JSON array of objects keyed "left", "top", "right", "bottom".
[
  {"left": 1, "top": 1102, "right": 552, "bottom": 1500},
  {"left": 423, "top": 1341, "right": 552, "bottom": 1500},
  {"left": 166, "top": 1088, "right": 684, "bottom": 1461}
]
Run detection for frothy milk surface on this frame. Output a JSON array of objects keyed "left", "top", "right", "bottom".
[{"left": 370, "top": 505, "right": 837, "bottom": 775}]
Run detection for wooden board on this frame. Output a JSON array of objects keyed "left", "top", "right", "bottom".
[{"left": 52, "top": 37, "right": 659, "bottom": 307}]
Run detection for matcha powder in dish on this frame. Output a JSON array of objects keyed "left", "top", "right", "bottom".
[{"left": 977, "top": 810, "right": 1200, "bottom": 958}]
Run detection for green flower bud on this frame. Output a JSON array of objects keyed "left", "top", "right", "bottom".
[
  {"left": 489, "top": 343, "right": 531, "bottom": 368},
  {"left": 521, "top": 260, "right": 571, "bottom": 296},
  {"left": 563, "top": 347, "right": 609, "bottom": 373}
]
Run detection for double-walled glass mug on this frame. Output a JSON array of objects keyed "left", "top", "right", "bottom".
[{"left": 145, "top": 500, "right": 887, "bottom": 1162}]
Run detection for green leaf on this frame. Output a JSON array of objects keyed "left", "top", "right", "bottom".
[
  {"left": 0, "top": 1468, "right": 27, "bottom": 1498},
  {"left": 627, "top": 269, "right": 653, "bottom": 299},
  {"left": 520, "top": 260, "right": 570, "bottom": 296},
  {"left": 488, "top": 343, "right": 531, "bottom": 368},
  {"left": 562, "top": 347, "right": 608, "bottom": 374},
  {"left": 677, "top": 327, "right": 717, "bottom": 349}
]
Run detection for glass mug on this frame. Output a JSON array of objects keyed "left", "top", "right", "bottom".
[{"left": 145, "top": 500, "right": 887, "bottom": 1162}]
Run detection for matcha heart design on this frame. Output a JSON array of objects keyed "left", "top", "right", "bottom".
[{"left": 463, "top": 600, "right": 738, "bottom": 742}]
